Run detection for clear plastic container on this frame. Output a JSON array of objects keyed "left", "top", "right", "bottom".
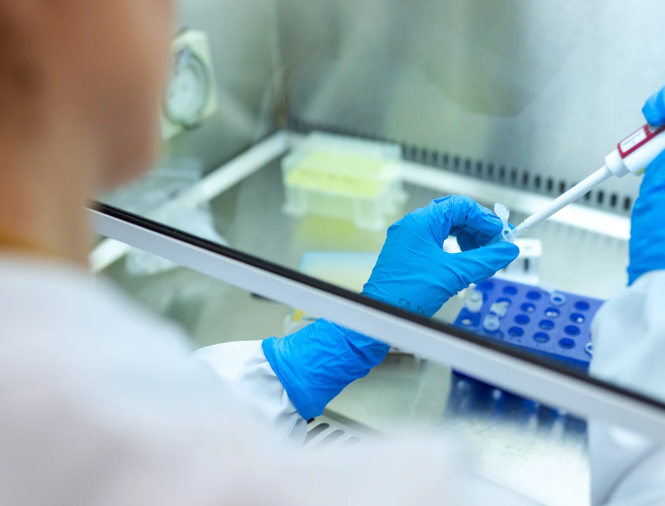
[{"left": 282, "top": 132, "right": 406, "bottom": 231}]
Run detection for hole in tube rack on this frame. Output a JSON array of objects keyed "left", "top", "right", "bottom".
[
  {"left": 526, "top": 291, "right": 542, "bottom": 301},
  {"left": 570, "top": 313, "right": 585, "bottom": 324},
  {"left": 564, "top": 325, "right": 581, "bottom": 336},
  {"left": 559, "top": 338, "right": 576, "bottom": 350},
  {"left": 515, "top": 314, "right": 530, "bottom": 325},
  {"left": 502, "top": 286, "right": 518, "bottom": 295},
  {"left": 574, "top": 301, "right": 590, "bottom": 311},
  {"left": 539, "top": 319, "right": 555, "bottom": 331},
  {"left": 521, "top": 302, "right": 536, "bottom": 313},
  {"left": 533, "top": 332, "right": 550, "bottom": 343},
  {"left": 544, "top": 307, "right": 560, "bottom": 318},
  {"left": 477, "top": 281, "right": 495, "bottom": 292},
  {"left": 496, "top": 297, "right": 512, "bottom": 307},
  {"left": 508, "top": 327, "right": 524, "bottom": 337}
]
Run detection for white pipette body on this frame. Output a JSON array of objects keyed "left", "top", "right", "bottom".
[
  {"left": 504, "top": 165, "right": 613, "bottom": 242},
  {"left": 497, "top": 123, "right": 665, "bottom": 243}
]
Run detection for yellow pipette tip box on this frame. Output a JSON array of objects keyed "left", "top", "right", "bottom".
[{"left": 282, "top": 132, "right": 406, "bottom": 231}]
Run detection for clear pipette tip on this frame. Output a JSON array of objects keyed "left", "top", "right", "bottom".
[{"left": 486, "top": 222, "right": 526, "bottom": 245}]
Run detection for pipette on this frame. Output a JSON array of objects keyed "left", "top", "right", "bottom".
[{"left": 490, "top": 123, "right": 665, "bottom": 244}]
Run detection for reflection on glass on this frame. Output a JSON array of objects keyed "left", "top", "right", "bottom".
[{"left": 98, "top": 128, "right": 630, "bottom": 380}]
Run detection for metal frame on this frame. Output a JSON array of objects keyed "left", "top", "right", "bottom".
[{"left": 90, "top": 204, "right": 665, "bottom": 442}]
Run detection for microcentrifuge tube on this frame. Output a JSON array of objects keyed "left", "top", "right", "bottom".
[
  {"left": 466, "top": 289, "right": 484, "bottom": 313},
  {"left": 549, "top": 292, "right": 567, "bottom": 306},
  {"left": 490, "top": 302, "right": 508, "bottom": 318},
  {"left": 541, "top": 283, "right": 567, "bottom": 306},
  {"left": 487, "top": 203, "right": 517, "bottom": 245},
  {"left": 483, "top": 314, "right": 501, "bottom": 332}
]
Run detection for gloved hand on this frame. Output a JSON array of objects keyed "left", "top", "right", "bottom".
[
  {"left": 262, "top": 320, "right": 389, "bottom": 420},
  {"left": 263, "top": 195, "right": 519, "bottom": 420},
  {"left": 362, "top": 195, "right": 520, "bottom": 316},
  {"left": 628, "top": 86, "right": 665, "bottom": 285}
]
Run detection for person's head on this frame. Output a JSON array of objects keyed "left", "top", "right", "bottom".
[{"left": 0, "top": 0, "right": 175, "bottom": 189}]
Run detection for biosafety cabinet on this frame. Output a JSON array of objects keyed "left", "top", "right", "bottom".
[{"left": 92, "top": 2, "right": 665, "bottom": 504}]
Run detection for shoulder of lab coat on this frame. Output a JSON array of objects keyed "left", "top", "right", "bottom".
[{"left": 590, "top": 270, "right": 665, "bottom": 505}]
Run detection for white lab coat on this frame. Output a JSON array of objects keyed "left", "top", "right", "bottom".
[{"left": 0, "top": 255, "right": 662, "bottom": 505}]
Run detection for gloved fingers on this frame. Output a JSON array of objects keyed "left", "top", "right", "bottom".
[
  {"left": 456, "top": 228, "right": 495, "bottom": 251},
  {"left": 410, "top": 196, "right": 504, "bottom": 247},
  {"left": 447, "top": 197, "right": 505, "bottom": 245},
  {"left": 456, "top": 233, "right": 482, "bottom": 252},
  {"left": 643, "top": 86, "right": 665, "bottom": 127},
  {"left": 457, "top": 221, "right": 515, "bottom": 251},
  {"left": 448, "top": 242, "right": 520, "bottom": 289}
]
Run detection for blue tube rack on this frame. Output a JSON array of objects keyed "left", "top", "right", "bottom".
[{"left": 454, "top": 277, "right": 605, "bottom": 372}]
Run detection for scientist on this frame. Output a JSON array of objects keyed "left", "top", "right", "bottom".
[{"left": 0, "top": 1, "right": 663, "bottom": 505}]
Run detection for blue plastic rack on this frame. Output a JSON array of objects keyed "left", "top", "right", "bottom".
[{"left": 454, "top": 277, "right": 605, "bottom": 371}]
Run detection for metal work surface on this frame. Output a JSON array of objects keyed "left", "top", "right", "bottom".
[{"left": 328, "top": 356, "right": 589, "bottom": 506}]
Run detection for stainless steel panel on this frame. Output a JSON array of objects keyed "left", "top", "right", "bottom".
[
  {"left": 276, "top": 0, "right": 665, "bottom": 209},
  {"left": 167, "top": 0, "right": 281, "bottom": 172}
]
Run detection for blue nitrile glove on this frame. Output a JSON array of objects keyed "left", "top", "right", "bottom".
[
  {"left": 262, "top": 320, "right": 388, "bottom": 420},
  {"left": 643, "top": 86, "right": 665, "bottom": 127},
  {"left": 263, "top": 195, "right": 519, "bottom": 420},
  {"left": 627, "top": 87, "right": 665, "bottom": 285},
  {"left": 362, "top": 195, "right": 520, "bottom": 317}
]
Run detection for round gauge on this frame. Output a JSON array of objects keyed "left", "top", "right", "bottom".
[{"left": 164, "top": 48, "right": 210, "bottom": 128}]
